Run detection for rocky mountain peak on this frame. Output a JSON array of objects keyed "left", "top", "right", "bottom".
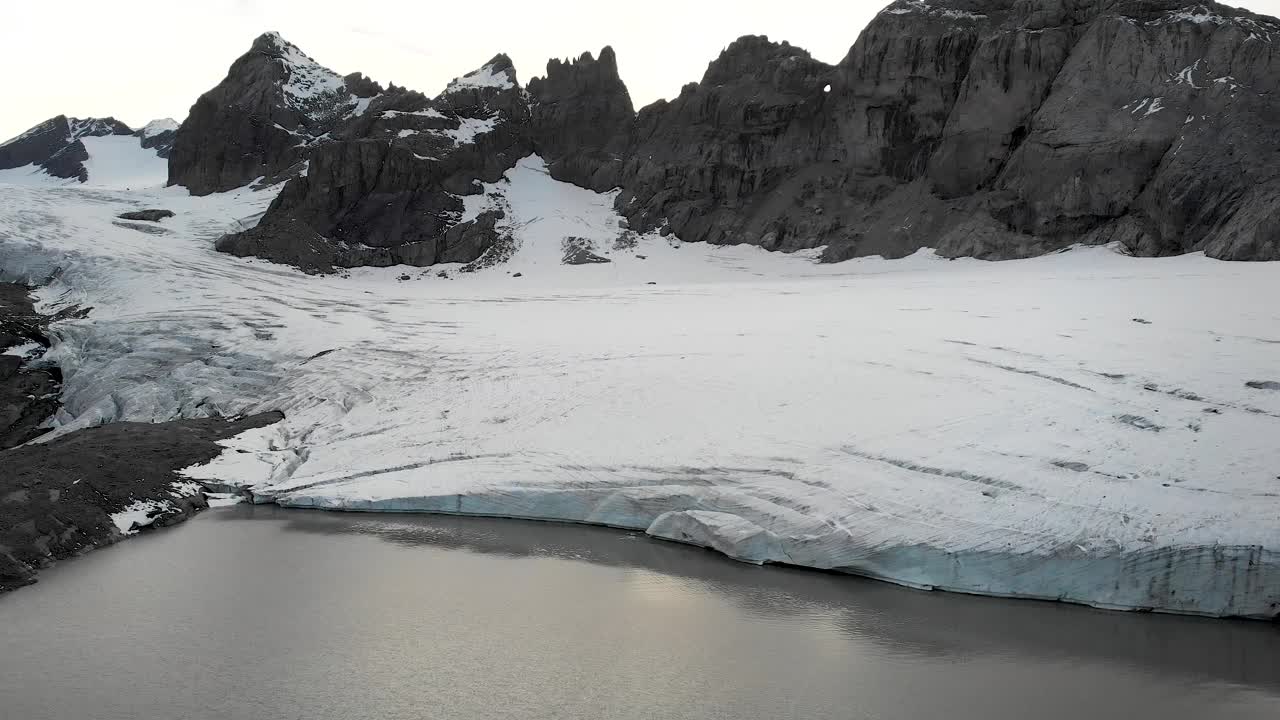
[
  {"left": 343, "top": 72, "right": 383, "bottom": 98},
  {"left": 528, "top": 48, "right": 631, "bottom": 115},
  {"left": 527, "top": 46, "right": 635, "bottom": 190},
  {"left": 700, "top": 35, "right": 817, "bottom": 86},
  {"left": 137, "top": 118, "right": 179, "bottom": 138},
  {"left": 1, "top": 116, "right": 60, "bottom": 146},
  {"left": 253, "top": 31, "right": 351, "bottom": 117},
  {"left": 168, "top": 32, "right": 385, "bottom": 195},
  {"left": 250, "top": 30, "right": 287, "bottom": 52},
  {"left": 68, "top": 117, "right": 133, "bottom": 139},
  {"left": 134, "top": 118, "right": 180, "bottom": 158},
  {"left": 443, "top": 55, "right": 518, "bottom": 95}
]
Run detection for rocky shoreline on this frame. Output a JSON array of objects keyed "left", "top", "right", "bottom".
[{"left": 0, "top": 281, "right": 282, "bottom": 592}]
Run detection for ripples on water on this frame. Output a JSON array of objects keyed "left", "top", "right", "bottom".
[{"left": 1, "top": 505, "right": 1277, "bottom": 720}]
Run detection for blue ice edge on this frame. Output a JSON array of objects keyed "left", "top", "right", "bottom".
[{"left": 263, "top": 487, "right": 1280, "bottom": 621}]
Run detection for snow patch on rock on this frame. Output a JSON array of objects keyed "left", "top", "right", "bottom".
[
  {"left": 264, "top": 31, "right": 346, "bottom": 108},
  {"left": 110, "top": 499, "right": 173, "bottom": 535},
  {"left": 885, "top": 1, "right": 987, "bottom": 20},
  {"left": 437, "top": 114, "right": 499, "bottom": 144},
  {"left": 445, "top": 62, "right": 515, "bottom": 92},
  {"left": 139, "top": 119, "right": 179, "bottom": 138}
]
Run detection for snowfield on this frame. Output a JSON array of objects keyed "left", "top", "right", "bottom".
[{"left": 1, "top": 154, "right": 1278, "bottom": 618}]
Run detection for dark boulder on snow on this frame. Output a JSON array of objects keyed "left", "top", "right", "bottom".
[
  {"left": 117, "top": 209, "right": 175, "bottom": 222},
  {"left": 561, "top": 237, "right": 612, "bottom": 265}
]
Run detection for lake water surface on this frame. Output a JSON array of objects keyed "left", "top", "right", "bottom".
[{"left": 2, "top": 505, "right": 1278, "bottom": 720}]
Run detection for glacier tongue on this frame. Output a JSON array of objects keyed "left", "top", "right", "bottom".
[{"left": 3, "top": 156, "right": 1279, "bottom": 619}]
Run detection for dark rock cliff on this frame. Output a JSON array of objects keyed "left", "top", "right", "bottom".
[
  {"left": 168, "top": 32, "right": 385, "bottom": 195},
  {"left": 612, "top": 36, "right": 837, "bottom": 251},
  {"left": 189, "top": 1, "right": 1280, "bottom": 268},
  {"left": 0, "top": 283, "right": 59, "bottom": 451},
  {"left": 528, "top": 47, "right": 635, "bottom": 191},
  {"left": 215, "top": 54, "right": 532, "bottom": 271},
  {"left": 612, "top": 0, "right": 1280, "bottom": 262}
]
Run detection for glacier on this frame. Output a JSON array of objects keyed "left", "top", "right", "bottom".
[{"left": 1, "top": 154, "right": 1278, "bottom": 619}]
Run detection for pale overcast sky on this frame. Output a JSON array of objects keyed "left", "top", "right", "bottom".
[{"left": 2, "top": 0, "right": 1278, "bottom": 141}]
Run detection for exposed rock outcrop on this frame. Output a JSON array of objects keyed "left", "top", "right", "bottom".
[
  {"left": 201, "top": 1, "right": 1280, "bottom": 268},
  {"left": 0, "top": 283, "right": 59, "bottom": 450},
  {"left": 216, "top": 54, "right": 532, "bottom": 271},
  {"left": 208, "top": 40, "right": 641, "bottom": 272},
  {"left": 0, "top": 411, "right": 283, "bottom": 592},
  {"left": 134, "top": 118, "right": 180, "bottom": 158},
  {"left": 528, "top": 47, "right": 635, "bottom": 190},
  {"left": 0, "top": 116, "right": 134, "bottom": 182},
  {"left": 612, "top": 36, "right": 836, "bottom": 251}
]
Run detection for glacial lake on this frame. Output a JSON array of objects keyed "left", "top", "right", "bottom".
[{"left": 1, "top": 505, "right": 1278, "bottom": 720}]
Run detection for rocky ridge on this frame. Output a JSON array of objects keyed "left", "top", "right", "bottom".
[
  {"left": 0, "top": 116, "right": 133, "bottom": 182},
  {"left": 134, "top": 118, "right": 180, "bottom": 158},
  {"left": 0, "top": 115, "right": 180, "bottom": 183},
  {"left": 168, "top": 32, "right": 386, "bottom": 195},
  {"left": 182, "top": 1, "right": 1280, "bottom": 269},
  {"left": 213, "top": 51, "right": 535, "bottom": 269}
]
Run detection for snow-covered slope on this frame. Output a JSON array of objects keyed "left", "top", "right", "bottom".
[
  {"left": 137, "top": 119, "right": 180, "bottom": 139},
  {"left": 1, "top": 157, "right": 1277, "bottom": 618},
  {"left": 0, "top": 116, "right": 169, "bottom": 187},
  {"left": 0, "top": 136, "right": 168, "bottom": 189},
  {"left": 79, "top": 136, "right": 168, "bottom": 188},
  {"left": 444, "top": 60, "right": 516, "bottom": 93}
]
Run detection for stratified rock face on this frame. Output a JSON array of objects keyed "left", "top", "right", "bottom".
[
  {"left": 216, "top": 54, "right": 531, "bottom": 271},
  {"left": 612, "top": 0, "right": 1280, "bottom": 262},
  {"left": 214, "top": 40, "right": 643, "bottom": 272},
  {"left": 0, "top": 116, "right": 134, "bottom": 182},
  {"left": 167, "top": 32, "right": 384, "bottom": 195},
  {"left": 0, "top": 117, "right": 76, "bottom": 171},
  {"left": 613, "top": 36, "right": 837, "bottom": 250},
  {"left": 134, "top": 118, "right": 180, "bottom": 159},
  {"left": 527, "top": 47, "right": 635, "bottom": 191},
  {"left": 209, "top": 2, "right": 1280, "bottom": 268}
]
